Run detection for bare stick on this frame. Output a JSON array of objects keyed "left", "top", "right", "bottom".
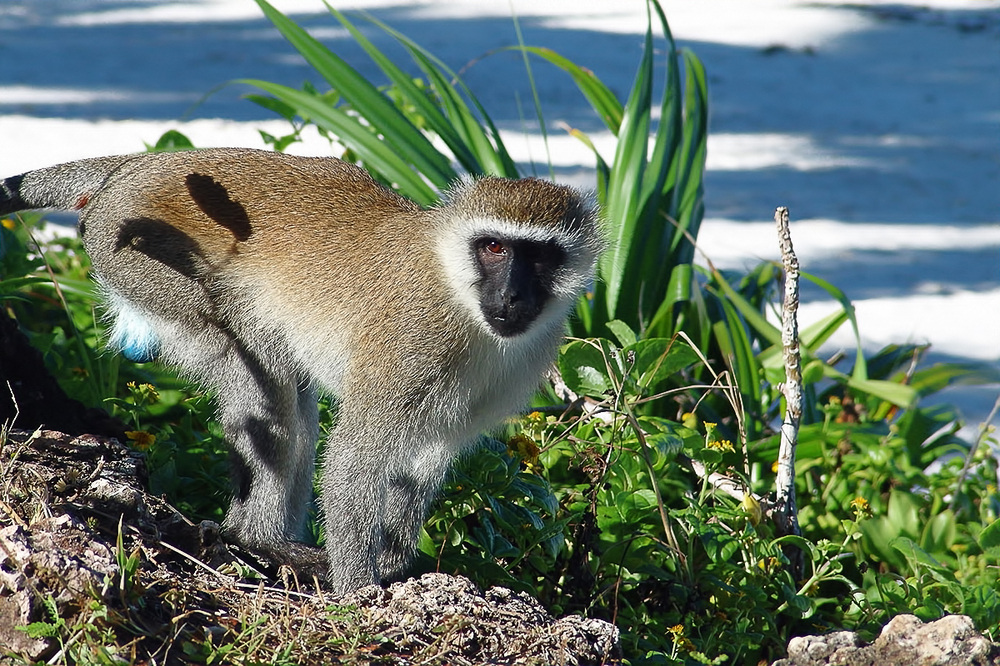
[{"left": 773, "top": 206, "right": 802, "bottom": 544}]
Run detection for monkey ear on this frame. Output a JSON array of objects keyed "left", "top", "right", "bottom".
[{"left": 435, "top": 175, "right": 478, "bottom": 210}]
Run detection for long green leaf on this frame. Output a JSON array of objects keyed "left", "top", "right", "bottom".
[
  {"left": 713, "top": 296, "right": 762, "bottom": 438},
  {"left": 253, "top": 0, "right": 455, "bottom": 190},
  {"left": 240, "top": 80, "right": 437, "bottom": 202},
  {"left": 823, "top": 366, "right": 918, "bottom": 408},
  {"left": 710, "top": 270, "right": 780, "bottom": 347},
  {"left": 511, "top": 46, "right": 624, "bottom": 132},
  {"left": 629, "top": 0, "right": 683, "bottom": 326},
  {"left": 510, "top": 12, "right": 555, "bottom": 181},
  {"left": 599, "top": 7, "right": 656, "bottom": 323},
  {"left": 909, "top": 362, "right": 1000, "bottom": 397},
  {"left": 566, "top": 128, "right": 611, "bottom": 194},
  {"left": 668, "top": 50, "right": 709, "bottom": 264},
  {"left": 361, "top": 13, "right": 519, "bottom": 177},
  {"left": 801, "top": 272, "right": 868, "bottom": 381},
  {"left": 758, "top": 308, "right": 850, "bottom": 373},
  {"left": 322, "top": 4, "right": 482, "bottom": 174},
  {"left": 641, "top": 0, "right": 682, "bottom": 211}
]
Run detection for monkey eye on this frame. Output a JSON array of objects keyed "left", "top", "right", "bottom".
[{"left": 485, "top": 239, "right": 506, "bottom": 255}]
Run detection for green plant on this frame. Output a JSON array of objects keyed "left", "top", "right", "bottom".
[
  {"left": 2, "top": 212, "right": 116, "bottom": 407},
  {"left": 419, "top": 436, "right": 566, "bottom": 593},
  {"left": 443, "top": 327, "right": 999, "bottom": 663},
  {"left": 15, "top": 593, "right": 124, "bottom": 666},
  {"left": 17, "top": 595, "right": 67, "bottom": 643}
]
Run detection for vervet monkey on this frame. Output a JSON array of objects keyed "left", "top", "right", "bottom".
[{"left": 0, "top": 148, "right": 603, "bottom": 593}]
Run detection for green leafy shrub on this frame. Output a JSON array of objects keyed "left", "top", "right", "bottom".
[{"left": 423, "top": 325, "right": 999, "bottom": 663}]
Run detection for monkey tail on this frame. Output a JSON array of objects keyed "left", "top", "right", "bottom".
[
  {"left": 0, "top": 155, "right": 138, "bottom": 216},
  {"left": 0, "top": 175, "right": 27, "bottom": 216}
]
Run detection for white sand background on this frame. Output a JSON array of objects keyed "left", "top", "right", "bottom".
[{"left": 1, "top": 0, "right": 998, "bottom": 431}]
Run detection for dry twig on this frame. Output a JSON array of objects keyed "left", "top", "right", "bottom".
[{"left": 772, "top": 207, "right": 804, "bottom": 575}]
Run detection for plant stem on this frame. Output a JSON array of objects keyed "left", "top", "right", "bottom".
[
  {"left": 773, "top": 206, "right": 803, "bottom": 573},
  {"left": 948, "top": 392, "right": 1000, "bottom": 513}
]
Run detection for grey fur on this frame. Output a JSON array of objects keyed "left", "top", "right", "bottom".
[{"left": 1, "top": 148, "right": 603, "bottom": 594}]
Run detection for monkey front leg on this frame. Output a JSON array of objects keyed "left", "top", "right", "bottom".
[
  {"left": 320, "top": 424, "right": 386, "bottom": 594},
  {"left": 377, "top": 447, "right": 453, "bottom": 582}
]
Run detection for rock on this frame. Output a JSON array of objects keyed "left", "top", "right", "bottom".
[
  {"left": 772, "top": 614, "right": 1000, "bottom": 666},
  {"left": 0, "top": 430, "right": 159, "bottom": 662},
  {"left": 348, "top": 573, "right": 621, "bottom": 665},
  {"left": 0, "top": 517, "right": 118, "bottom": 660}
]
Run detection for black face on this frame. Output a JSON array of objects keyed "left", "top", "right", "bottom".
[{"left": 473, "top": 236, "right": 565, "bottom": 337}]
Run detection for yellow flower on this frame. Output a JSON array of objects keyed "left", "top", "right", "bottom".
[
  {"left": 1, "top": 218, "right": 15, "bottom": 230},
  {"left": 507, "top": 433, "right": 541, "bottom": 472},
  {"left": 667, "top": 625, "right": 695, "bottom": 652},
  {"left": 707, "top": 438, "right": 735, "bottom": 452},
  {"left": 127, "top": 381, "right": 160, "bottom": 405},
  {"left": 850, "top": 496, "right": 872, "bottom": 520},
  {"left": 125, "top": 430, "right": 156, "bottom": 450},
  {"left": 757, "top": 556, "right": 780, "bottom": 573}
]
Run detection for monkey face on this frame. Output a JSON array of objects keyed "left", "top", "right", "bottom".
[{"left": 472, "top": 235, "right": 566, "bottom": 338}]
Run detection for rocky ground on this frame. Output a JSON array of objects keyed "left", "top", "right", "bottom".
[
  {"left": 0, "top": 428, "right": 620, "bottom": 665},
  {"left": 772, "top": 614, "right": 1000, "bottom": 666}
]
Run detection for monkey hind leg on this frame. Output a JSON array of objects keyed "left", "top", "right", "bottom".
[
  {"left": 216, "top": 359, "right": 323, "bottom": 571},
  {"left": 101, "top": 285, "right": 324, "bottom": 576},
  {"left": 210, "top": 362, "right": 327, "bottom": 583},
  {"left": 176, "top": 342, "right": 327, "bottom": 578}
]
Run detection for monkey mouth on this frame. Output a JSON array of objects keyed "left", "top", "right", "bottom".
[{"left": 486, "top": 314, "right": 532, "bottom": 338}]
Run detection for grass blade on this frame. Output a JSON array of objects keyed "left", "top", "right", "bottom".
[
  {"left": 598, "top": 9, "right": 656, "bottom": 323},
  {"left": 253, "top": 0, "right": 455, "bottom": 189},
  {"left": 362, "top": 13, "right": 519, "bottom": 177},
  {"left": 241, "top": 80, "right": 437, "bottom": 202},
  {"left": 511, "top": 46, "right": 624, "bottom": 133},
  {"left": 324, "top": 4, "right": 483, "bottom": 174}
]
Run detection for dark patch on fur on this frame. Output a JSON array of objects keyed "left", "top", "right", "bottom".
[
  {"left": 114, "top": 217, "right": 204, "bottom": 279},
  {"left": 185, "top": 173, "right": 253, "bottom": 241},
  {"left": 0, "top": 175, "right": 26, "bottom": 215},
  {"left": 216, "top": 332, "right": 300, "bottom": 501},
  {"left": 228, "top": 447, "right": 254, "bottom": 503}
]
